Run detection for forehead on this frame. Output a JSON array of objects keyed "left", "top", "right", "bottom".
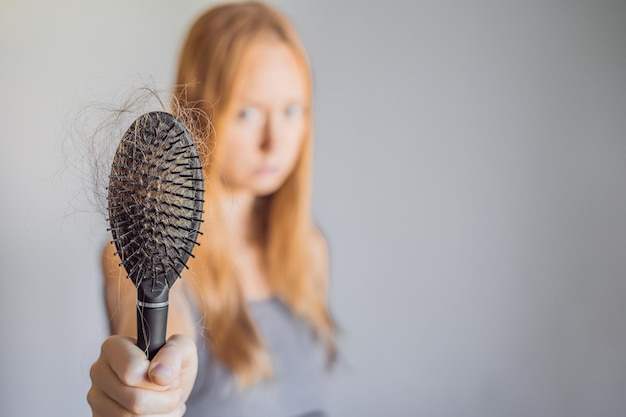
[{"left": 234, "top": 39, "right": 308, "bottom": 101}]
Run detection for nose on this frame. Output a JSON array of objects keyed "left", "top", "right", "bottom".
[{"left": 259, "top": 115, "right": 279, "bottom": 152}]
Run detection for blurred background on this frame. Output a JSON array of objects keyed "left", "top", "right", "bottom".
[{"left": 1, "top": 0, "right": 626, "bottom": 416}]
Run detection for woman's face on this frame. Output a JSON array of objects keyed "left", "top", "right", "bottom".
[{"left": 219, "top": 40, "right": 308, "bottom": 197}]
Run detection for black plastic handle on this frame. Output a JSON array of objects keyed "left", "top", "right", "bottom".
[
  {"left": 136, "top": 301, "right": 169, "bottom": 360},
  {"left": 136, "top": 282, "right": 170, "bottom": 360}
]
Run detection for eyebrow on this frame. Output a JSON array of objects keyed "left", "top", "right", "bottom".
[{"left": 236, "top": 95, "right": 306, "bottom": 105}]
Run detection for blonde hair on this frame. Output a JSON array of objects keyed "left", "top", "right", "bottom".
[{"left": 173, "top": 1, "right": 335, "bottom": 385}]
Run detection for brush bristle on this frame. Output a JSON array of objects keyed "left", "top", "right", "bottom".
[{"left": 107, "top": 111, "right": 204, "bottom": 291}]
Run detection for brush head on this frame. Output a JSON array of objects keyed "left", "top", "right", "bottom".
[{"left": 107, "top": 111, "right": 204, "bottom": 302}]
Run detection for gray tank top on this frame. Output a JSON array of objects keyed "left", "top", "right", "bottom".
[{"left": 184, "top": 297, "right": 329, "bottom": 417}]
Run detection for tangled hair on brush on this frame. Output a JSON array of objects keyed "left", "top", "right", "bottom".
[{"left": 74, "top": 85, "right": 211, "bottom": 217}]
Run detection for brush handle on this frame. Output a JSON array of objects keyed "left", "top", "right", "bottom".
[{"left": 136, "top": 299, "right": 169, "bottom": 360}]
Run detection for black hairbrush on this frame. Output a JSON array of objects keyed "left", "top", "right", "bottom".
[{"left": 107, "top": 111, "right": 204, "bottom": 359}]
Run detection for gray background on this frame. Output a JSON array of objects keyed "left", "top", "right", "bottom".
[{"left": 1, "top": 0, "right": 625, "bottom": 416}]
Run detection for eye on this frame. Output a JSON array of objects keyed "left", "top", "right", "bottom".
[
  {"left": 285, "top": 104, "right": 303, "bottom": 119},
  {"left": 238, "top": 106, "right": 260, "bottom": 121}
]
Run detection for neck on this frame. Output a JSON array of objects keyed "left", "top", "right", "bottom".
[{"left": 220, "top": 190, "right": 260, "bottom": 249}]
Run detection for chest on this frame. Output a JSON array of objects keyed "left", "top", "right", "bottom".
[
  {"left": 232, "top": 244, "right": 273, "bottom": 300},
  {"left": 186, "top": 300, "right": 329, "bottom": 417}
]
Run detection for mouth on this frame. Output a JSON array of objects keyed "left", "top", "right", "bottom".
[{"left": 255, "top": 166, "right": 280, "bottom": 175}]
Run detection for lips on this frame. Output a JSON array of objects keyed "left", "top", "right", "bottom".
[{"left": 255, "top": 166, "right": 280, "bottom": 175}]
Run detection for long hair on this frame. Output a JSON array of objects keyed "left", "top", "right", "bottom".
[{"left": 172, "top": 1, "right": 335, "bottom": 385}]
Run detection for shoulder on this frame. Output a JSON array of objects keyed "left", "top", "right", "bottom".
[
  {"left": 311, "top": 227, "right": 329, "bottom": 267},
  {"left": 310, "top": 226, "right": 330, "bottom": 294}
]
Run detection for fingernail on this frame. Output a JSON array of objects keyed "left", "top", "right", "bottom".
[{"left": 150, "top": 363, "right": 174, "bottom": 380}]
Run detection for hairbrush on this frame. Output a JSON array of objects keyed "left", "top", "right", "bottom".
[{"left": 107, "top": 111, "right": 204, "bottom": 359}]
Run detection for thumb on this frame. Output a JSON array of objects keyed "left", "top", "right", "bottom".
[{"left": 148, "top": 334, "right": 197, "bottom": 387}]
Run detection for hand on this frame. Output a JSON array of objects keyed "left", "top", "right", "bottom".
[{"left": 88, "top": 334, "right": 198, "bottom": 416}]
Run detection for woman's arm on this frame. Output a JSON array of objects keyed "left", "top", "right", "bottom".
[
  {"left": 100, "top": 241, "right": 198, "bottom": 340},
  {"left": 88, "top": 242, "right": 199, "bottom": 417}
]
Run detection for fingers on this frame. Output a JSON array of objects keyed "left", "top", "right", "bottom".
[
  {"left": 149, "top": 334, "right": 198, "bottom": 387},
  {"left": 88, "top": 335, "right": 196, "bottom": 416},
  {"left": 88, "top": 385, "right": 187, "bottom": 417},
  {"left": 100, "top": 335, "right": 152, "bottom": 388}
]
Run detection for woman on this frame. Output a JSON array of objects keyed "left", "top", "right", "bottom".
[{"left": 88, "top": 2, "right": 335, "bottom": 416}]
